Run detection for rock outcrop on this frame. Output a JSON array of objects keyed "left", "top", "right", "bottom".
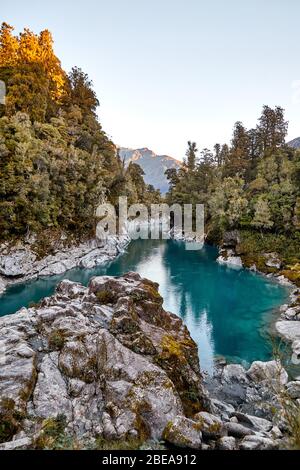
[
  {"left": 0, "top": 272, "right": 208, "bottom": 448},
  {"left": 216, "top": 231, "right": 243, "bottom": 269},
  {"left": 0, "top": 272, "right": 298, "bottom": 450},
  {"left": 0, "top": 234, "right": 130, "bottom": 295},
  {"left": 276, "top": 289, "right": 300, "bottom": 361}
]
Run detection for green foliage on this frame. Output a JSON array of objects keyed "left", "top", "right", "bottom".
[
  {"left": 166, "top": 106, "right": 299, "bottom": 262},
  {"left": 0, "top": 23, "right": 160, "bottom": 246},
  {"left": 93, "top": 437, "right": 143, "bottom": 450},
  {"left": 238, "top": 230, "right": 300, "bottom": 266},
  {"left": 48, "top": 330, "right": 66, "bottom": 351},
  {"left": 96, "top": 290, "right": 116, "bottom": 304},
  {"left": 0, "top": 398, "right": 24, "bottom": 443},
  {"left": 34, "top": 414, "right": 70, "bottom": 450}
]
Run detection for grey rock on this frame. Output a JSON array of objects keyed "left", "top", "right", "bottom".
[
  {"left": 0, "top": 248, "right": 37, "bottom": 277},
  {"left": 201, "top": 443, "right": 210, "bottom": 450},
  {"left": 0, "top": 273, "right": 207, "bottom": 447},
  {"left": 276, "top": 321, "right": 300, "bottom": 343},
  {"left": 292, "top": 340, "right": 300, "bottom": 362},
  {"left": 194, "top": 411, "right": 225, "bottom": 439},
  {"left": 264, "top": 253, "right": 282, "bottom": 270},
  {"left": 222, "top": 231, "right": 240, "bottom": 247},
  {"left": 210, "top": 399, "right": 235, "bottom": 421},
  {"left": 286, "top": 381, "right": 300, "bottom": 399},
  {"left": 270, "top": 426, "right": 283, "bottom": 439},
  {"left": 239, "top": 435, "right": 278, "bottom": 450},
  {"left": 0, "top": 235, "right": 130, "bottom": 285},
  {"left": 232, "top": 412, "right": 272, "bottom": 433},
  {"left": 247, "top": 360, "right": 288, "bottom": 386},
  {"left": 222, "top": 364, "right": 248, "bottom": 384},
  {"left": 281, "top": 307, "right": 300, "bottom": 321},
  {"left": 225, "top": 422, "right": 254, "bottom": 438},
  {"left": 0, "top": 276, "right": 7, "bottom": 295},
  {"left": 162, "top": 416, "right": 202, "bottom": 449},
  {"left": 217, "top": 252, "right": 243, "bottom": 269},
  {"left": 216, "top": 436, "right": 236, "bottom": 450},
  {"left": 0, "top": 437, "right": 32, "bottom": 450}
]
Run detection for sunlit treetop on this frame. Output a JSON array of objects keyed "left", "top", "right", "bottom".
[{"left": 0, "top": 22, "right": 66, "bottom": 100}]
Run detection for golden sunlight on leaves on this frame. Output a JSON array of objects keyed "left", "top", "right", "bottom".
[{"left": 0, "top": 22, "right": 66, "bottom": 100}]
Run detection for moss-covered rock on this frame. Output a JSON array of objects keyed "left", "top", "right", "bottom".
[{"left": 162, "top": 416, "right": 202, "bottom": 449}]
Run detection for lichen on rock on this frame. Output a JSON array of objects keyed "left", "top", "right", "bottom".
[{"left": 0, "top": 272, "right": 208, "bottom": 447}]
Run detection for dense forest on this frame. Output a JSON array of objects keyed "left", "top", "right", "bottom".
[
  {"left": 165, "top": 106, "right": 300, "bottom": 275},
  {"left": 0, "top": 23, "right": 160, "bottom": 243},
  {"left": 0, "top": 23, "right": 299, "bottom": 279}
]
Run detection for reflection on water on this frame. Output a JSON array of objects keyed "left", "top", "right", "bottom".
[{"left": 0, "top": 239, "right": 289, "bottom": 372}]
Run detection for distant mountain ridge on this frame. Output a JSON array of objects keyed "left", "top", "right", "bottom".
[
  {"left": 118, "top": 147, "right": 181, "bottom": 193},
  {"left": 287, "top": 137, "right": 300, "bottom": 148}
]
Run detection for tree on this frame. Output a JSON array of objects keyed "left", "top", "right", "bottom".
[
  {"left": 67, "top": 67, "right": 99, "bottom": 116},
  {"left": 165, "top": 168, "right": 179, "bottom": 192},
  {"left": 224, "top": 121, "right": 250, "bottom": 177},
  {"left": 251, "top": 197, "right": 274, "bottom": 230},
  {"left": 293, "top": 198, "right": 300, "bottom": 229},
  {"left": 209, "top": 177, "right": 248, "bottom": 230},
  {"left": 186, "top": 141, "right": 198, "bottom": 172},
  {"left": 220, "top": 144, "right": 230, "bottom": 167},
  {"left": 256, "top": 105, "right": 288, "bottom": 155},
  {"left": 4, "top": 63, "right": 50, "bottom": 121},
  {"left": 214, "top": 143, "right": 221, "bottom": 166},
  {"left": 0, "top": 23, "right": 66, "bottom": 121},
  {"left": 0, "top": 23, "right": 19, "bottom": 66}
]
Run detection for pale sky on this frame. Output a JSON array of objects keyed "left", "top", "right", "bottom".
[{"left": 2, "top": 0, "right": 300, "bottom": 160}]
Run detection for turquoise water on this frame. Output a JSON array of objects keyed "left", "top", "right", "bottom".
[{"left": 0, "top": 240, "right": 290, "bottom": 372}]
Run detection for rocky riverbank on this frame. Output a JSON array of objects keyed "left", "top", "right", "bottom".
[
  {"left": 216, "top": 230, "right": 300, "bottom": 365},
  {"left": 0, "top": 272, "right": 299, "bottom": 450},
  {"left": 0, "top": 234, "right": 131, "bottom": 295}
]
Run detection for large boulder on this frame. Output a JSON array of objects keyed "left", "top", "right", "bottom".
[
  {"left": 194, "top": 411, "right": 225, "bottom": 439},
  {"left": 222, "top": 364, "right": 248, "bottom": 384},
  {"left": 162, "top": 416, "right": 202, "bottom": 449},
  {"left": 216, "top": 436, "right": 236, "bottom": 450},
  {"left": 247, "top": 361, "right": 288, "bottom": 386},
  {"left": 0, "top": 273, "right": 208, "bottom": 448},
  {"left": 232, "top": 412, "right": 272, "bottom": 433},
  {"left": 225, "top": 422, "right": 254, "bottom": 438},
  {"left": 239, "top": 435, "right": 279, "bottom": 450}
]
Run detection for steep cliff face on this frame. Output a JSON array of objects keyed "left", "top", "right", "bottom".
[{"left": 119, "top": 147, "right": 181, "bottom": 193}]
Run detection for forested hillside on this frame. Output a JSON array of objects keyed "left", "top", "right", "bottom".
[
  {"left": 0, "top": 23, "right": 159, "bottom": 243},
  {"left": 166, "top": 106, "right": 300, "bottom": 274}
]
